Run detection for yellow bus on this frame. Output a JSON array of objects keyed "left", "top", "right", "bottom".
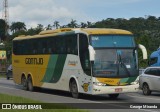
[{"left": 12, "top": 28, "right": 147, "bottom": 98}]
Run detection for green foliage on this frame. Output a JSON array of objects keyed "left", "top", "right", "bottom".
[
  {"left": 10, "top": 22, "right": 27, "bottom": 33},
  {"left": 3, "top": 15, "right": 160, "bottom": 67},
  {"left": 0, "top": 19, "right": 6, "bottom": 40},
  {"left": 90, "top": 16, "right": 160, "bottom": 67}
]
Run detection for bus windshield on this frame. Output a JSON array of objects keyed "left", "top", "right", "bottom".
[{"left": 90, "top": 35, "right": 138, "bottom": 78}]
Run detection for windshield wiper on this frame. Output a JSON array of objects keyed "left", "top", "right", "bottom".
[{"left": 117, "top": 54, "right": 131, "bottom": 77}]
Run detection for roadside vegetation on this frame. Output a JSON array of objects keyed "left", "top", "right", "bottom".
[
  {"left": 0, "top": 93, "right": 88, "bottom": 112},
  {"left": 0, "top": 74, "right": 5, "bottom": 78},
  {"left": 1, "top": 15, "right": 160, "bottom": 67}
]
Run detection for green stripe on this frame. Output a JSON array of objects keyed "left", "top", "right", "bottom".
[
  {"left": 126, "top": 76, "right": 137, "bottom": 83},
  {"left": 120, "top": 78, "right": 129, "bottom": 83},
  {"left": 50, "top": 55, "right": 67, "bottom": 83},
  {"left": 105, "top": 76, "right": 137, "bottom": 86},
  {"left": 42, "top": 55, "right": 58, "bottom": 82}
]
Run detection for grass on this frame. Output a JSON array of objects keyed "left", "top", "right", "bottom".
[
  {"left": 0, "top": 93, "right": 88, "bottom": 112},
  {"left": 0, "top": 93, "right": 41, "bottom": 103},
  {"left": 0, "top": 74, "right": 6, "bottom": 78}
]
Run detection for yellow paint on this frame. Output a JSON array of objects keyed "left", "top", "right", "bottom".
[
  {"left": 12, "top": 55, "right": 50, "bottom": 87},
  {"left": 82, "top": 83, "right": 89, "bottom": 92},
  {"left": 13, "top": 28, "right": 133, "bottom": 41},
  {"left": 68, "top": 64, "right": 76, "bottom": 66},
  {"left": 96, "top": 78, "right": 126, "bottom": 86}
]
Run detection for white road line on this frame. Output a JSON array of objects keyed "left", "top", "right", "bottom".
[
  {"left": 127, "top": 94, "right": 160, "bottom": 101},
  {"left": 139, "top": 109, "right": 159, "bottom": 112},
  {"left": 0, "top": 85, "right": 20, "bottom": 91}
]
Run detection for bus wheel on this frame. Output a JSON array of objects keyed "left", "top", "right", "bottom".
[
  {"left": 108, "top": 94, "right": 119, "bottom": 99},
  {"left": 7, "top": 77, "right": 10, "bottom": 80},
  {"left": 142, "top": 83, "right": 151, "bottom": 95},
  {"left": 21, "top": 76, "right": 28, "bottom": 90},
  {"left": 70, "top": 80, "right": 79, "bottom": 98},
  {"left": 28, "top": 76, "right": 34, "bottom": 91}
]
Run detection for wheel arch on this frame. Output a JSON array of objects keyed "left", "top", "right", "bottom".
[
  {"left": 143, "top": 82, "right": 151, "bottom": 90},
  {"left": 69, "top": 76, "right": 80, "bottom": 92},
  {"left": 21, "top": 73, "right": 27, "bottom": 82},
  {"left": 27, "top": 73, "right": 34, "bottom": 86}
]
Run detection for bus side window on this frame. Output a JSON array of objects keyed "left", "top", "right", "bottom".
[
  {"left": 66, "top": 35, "right": 77, "bottom": 55},
  {"left": 48, "top": 40, "right": 52, "bottom": 54},
  {"left": 42, "top": 39, "right": 47, "bottom": 54},
  {"left": 79, "top": 34, "right": 91, "bottom": 76},
  {"left": 32, "top": 40, "right": 37, "bottom": 54}
]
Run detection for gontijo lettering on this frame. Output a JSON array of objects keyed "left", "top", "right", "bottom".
[{"left": 25, "top": 58, "right": 43, "bottom": 65}]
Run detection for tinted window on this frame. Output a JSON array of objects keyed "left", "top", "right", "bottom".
[
  {"left": 13, "top": 34, "right": 78, "bottom": 55},
  {"left": 157, "top": 69, "right": 160, "bottom": 76},
  {"left": 144, "top": 68, "right": 151, "bottom": 74},
  {"left": 79, "top": 34, "right": 91, "bottom": 76},
  {"left": 145, "top": 68, "right": 160, "bottom": 76}
]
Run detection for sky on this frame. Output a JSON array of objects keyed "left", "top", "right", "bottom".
[{"left": 0, "top": 0, "right": 160, "bottom": 28}]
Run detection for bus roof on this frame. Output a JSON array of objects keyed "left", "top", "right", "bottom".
[{"left": 13, "top": 28, "right": 133, "bottom": 41}]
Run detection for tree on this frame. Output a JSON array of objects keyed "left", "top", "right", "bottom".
[
  {"left": 0, "top": 19, "right": 6, "bottom": 40},
  {"left": 46, "top": 24, "right": 52, "bottom": 30},
  {"left": 10, "top": 22, "right": 26, "bottom": 33},
  {"left": 35, "top": 24, "right": 44, "bottom": 33},
  {"left": 67, "top": 19, "right": 78, "bottom": 28},
  {"left": 87, "top": 21, "right": 93, "bottom": 28},
  {"left": 26, "top": 28, "right": 37, "bottom": 35},
  {"left": 80, "top": 22, "right": 87, "bottom": 28},
  {"left": 53, "top": 21, "right": 60, "bottom": 29}
]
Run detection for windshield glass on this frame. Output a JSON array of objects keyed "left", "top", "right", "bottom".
[
  {"left": 92, "top": 49, "right": 138, "bottom": 78},
  {"left": 90, "top": 35, "right": 138, "bottom": 78},
  {"left": 91, "top": 35, "right": 135, "bottom": 48}
]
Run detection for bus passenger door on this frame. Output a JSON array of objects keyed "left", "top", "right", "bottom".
[{"left": 79, "top": 34, "right": 92, "bottom": 93}]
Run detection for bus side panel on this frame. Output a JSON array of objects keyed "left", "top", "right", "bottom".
[
  {"left": 12, "top": 55, "right": 50, "bottom": 87},
  {"left": 41, "top": 54, "right": 92, "bottom": 94},
  {"left": 41, "top": 54, "right": 79, "bottom": 91}
]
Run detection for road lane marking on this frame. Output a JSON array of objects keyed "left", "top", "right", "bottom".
[
  {"left": 0, "top": 85, "right": 21, "bottom": 91},
  {"left": 127, "top": 94, "right": 160, "bottom": 101},
  {"left": 139, "top": 109, "right": 159, "bottom": 112}
]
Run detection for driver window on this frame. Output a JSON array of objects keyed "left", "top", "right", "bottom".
[{"left": 79, "top": 34, "right": 91, "bottom": 76}]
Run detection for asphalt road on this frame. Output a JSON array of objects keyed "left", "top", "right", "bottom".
[{"left": 0, "top": 78, "right": 160, "bottom": 112}]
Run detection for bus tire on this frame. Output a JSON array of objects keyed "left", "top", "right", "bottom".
[
  {"left": 70, "top": 79, "right": 79, "bottom": 98},
  {"left": 108, "top": 94, "right": 119, "bottom": 99},
  {"left": 21, "top": 75, "right": 28, "bottom": 90},
  {"left": 7, "top": 77, "right": 9, "bottom": 80},
  {"left": 28, "top": 76, "right": 34, "bottom": 91},
  {"left": 142, "top": 83, "right": 151, "bottom": 95}
]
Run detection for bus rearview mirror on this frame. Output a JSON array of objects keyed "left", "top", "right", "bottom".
[
  {"left": 88, "top": 45, "right": 95, "bottom": 61},
  {"left": 138, "top": 44, "right": 148, "bottom": 60}
]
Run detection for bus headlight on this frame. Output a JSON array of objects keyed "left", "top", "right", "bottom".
[{"left": 93, "top": 82, "right": 107, "bottom": 86}]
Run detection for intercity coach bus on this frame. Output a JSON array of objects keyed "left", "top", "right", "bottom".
[{"left": 12, "top": 28, "right": 147, "bottom": 98}]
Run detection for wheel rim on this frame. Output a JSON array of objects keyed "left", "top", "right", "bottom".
[
  {"left": 28, "top": 77, "right": 33, "bottom": 91},
  {"left": 28, "top": 78, "right": 32, "bottom": 90},
  {"left": 70, "top": 80, "right": 79, "bottom": 98},
  {"left": 22, "top": 77, "right": 27, "bottom": 89},
  {"left": 72, "top": 81, "right": 78, "bottom": 93}
]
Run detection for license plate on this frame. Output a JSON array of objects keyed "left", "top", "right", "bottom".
[{"left": 115, "top": 88, "right": 122, "bottom": 92}]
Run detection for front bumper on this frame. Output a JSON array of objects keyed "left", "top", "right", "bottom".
[{"left": 92, "top": 84, "right": 139, "bottom": 95}]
